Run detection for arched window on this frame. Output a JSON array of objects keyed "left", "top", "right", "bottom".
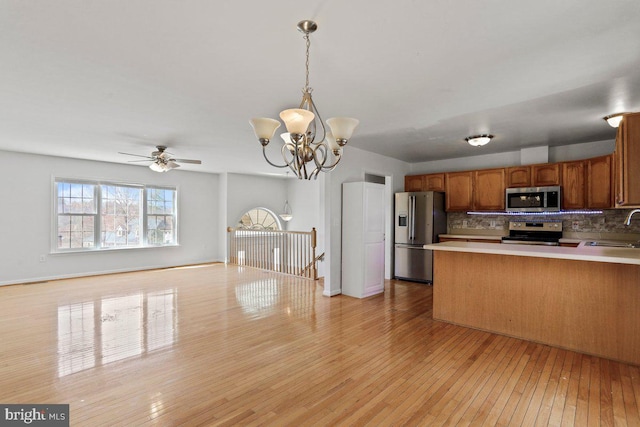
[{"left": 237, "top": 207, "right": 282, "bottom": 230}]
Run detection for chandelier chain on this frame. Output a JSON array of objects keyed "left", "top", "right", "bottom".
[{"left": 304, "top": 33, "right": 312, "bottom": 94}]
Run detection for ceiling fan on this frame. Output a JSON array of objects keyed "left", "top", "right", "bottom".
[{"left": 119, "top": 146, "right": 202, "bottom": 172}]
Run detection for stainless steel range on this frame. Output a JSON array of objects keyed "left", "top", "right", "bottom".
[{"left": 501, "top": 221, "right": 563, "bottom": 246}]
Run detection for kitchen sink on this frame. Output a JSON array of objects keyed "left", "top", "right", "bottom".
[{"left": 584, "top": 241, "right": 640, "bottom": 248}]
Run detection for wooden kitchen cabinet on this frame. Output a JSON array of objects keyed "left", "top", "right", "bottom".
[
  {"left": 473, "top": 168, "right": 506, "bottom": 210},
  {"left": 561, "top": 160, "right": 586, "bottom": 209},
  {"left": 532, "top": 163, "right": 561, "bottom": 186},
  {"left": 615, "top": 113, "right": 640, "bottom": 207},
  {"left": 439, "top": 236, "right": 502, "bottom": 243},
  {"left": 506, "top": 166, "right": 531, "bottom": 188},
  {"left": 445, "top": 171, "right": 473, "bottom": 211},
  {"left": 404, "top": 175, "right": 424, "bottom": 192},
  {"left": 587, "top": 154, "right": 614, "bottom": 209},
  {"left": 404, "top": 173, "right": 446, "bottom": 192},
  {"left": 423, "top": 173, "right": 446, "bottom": 191}
]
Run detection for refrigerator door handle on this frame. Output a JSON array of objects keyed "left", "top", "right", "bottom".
[{"left": 409, "top": 195, "right": 416, "bottom": 241}]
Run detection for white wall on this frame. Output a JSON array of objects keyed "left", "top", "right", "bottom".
[
  {"left": 285, "top": 178, "right": 320, "bottom": 233},
  {"left": 225, "top": 173, "right": 288, "bottom": 228},
  {"left": 409, "top": 139, "right": 615, "bottom": 174},
  {"left": 322, "top": 146, "right": 411, "bottom": 296},
  {"left": 0, "top": 150, "right": 220, "bottom": 285}
]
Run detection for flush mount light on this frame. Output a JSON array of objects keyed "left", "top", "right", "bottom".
[
  {"left": 603, "top": 113, "right": 628, "bottom": 128},
  {"left": 465, "top": 134, "right": 494, "bottom": 147}
]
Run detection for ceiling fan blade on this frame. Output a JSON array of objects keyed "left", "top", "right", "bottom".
[
  {"left": 119, "top": 152, "right": 154, "bottom": 159},
  {"left": 127, "top": 159, "right": 153, "bottom": 163},
  {"left": 173, "top": 159, "right": 202, "bottom": 164}
]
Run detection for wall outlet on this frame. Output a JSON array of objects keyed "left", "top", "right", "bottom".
[
  {"left": 572, "top": 221, "right": 579, "bottom": 230},
  {"left": 490, "top": 220, "right": 496, "bottom": 228},
  {"left": 462, "top": 220, "right": 468, "bottom": 228},
  {"left": 39, "top": 254, "right": 46, "bottom": 263}
]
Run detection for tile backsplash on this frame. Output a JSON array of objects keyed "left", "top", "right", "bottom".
[{"left": 448, "top": 209, "right": 640, "bottom": 236}]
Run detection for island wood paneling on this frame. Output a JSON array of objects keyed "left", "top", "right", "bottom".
[{"left": 433, "top": 251, "right": 640, "bottom": 366}]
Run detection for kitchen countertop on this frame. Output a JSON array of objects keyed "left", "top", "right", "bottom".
[{"left": 424, "top": 241, "right": 640, "bottom": 266}]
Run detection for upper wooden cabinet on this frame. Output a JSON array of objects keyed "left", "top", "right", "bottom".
[
  {"left": 615, "top": 113, "right": 640, "bottom": 207},
  {"left": 506, "top": 166, "right": 531, "bottom": 188},
  {"left": 407, "top": 154, "right": 613, "bottom": 212},
  {"left": 404, "top": 173, "right": 446, "bottom": 192},
  {"left": 423, "top": 173, "right": 446, "bottom": 192},
  {"left": 561, "top": 160, "right": 586, "bottom": 209},
  {"left": 473, "top": 168, "right": 506, "bottom": 210},
  {"left": 532, "top": 163, "right": 561, "bottom": 186},
  {"left": 404, "top": 175, "right": 424, "bottom": 192},
  {"left": 587, "top": 155, "right": 614, "bottom": 209},
  {"left": 445, "top": 171, "right": 474, "bottom": 211}
]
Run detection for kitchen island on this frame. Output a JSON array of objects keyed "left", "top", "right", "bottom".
[{"left": 424, "top": 241, "right": 640, "bottom": 365}]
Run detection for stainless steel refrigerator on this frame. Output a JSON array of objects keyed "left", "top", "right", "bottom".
[{"left": 394, "top": 191, "right": 447, "bottom": 283}]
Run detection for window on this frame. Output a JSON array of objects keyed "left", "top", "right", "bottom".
[
  {"left": 54, "top": 179, "right": 177, "bottom": 251},
  {"left": 146, "top": 188, "right": 176, "bottom": 245},
  {"left": 237, "top": 207, "right": 281, "bottom": 230}
]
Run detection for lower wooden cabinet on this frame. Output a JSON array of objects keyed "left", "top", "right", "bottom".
[{"left": 439, "top": 236, "right": 501, "bottom": 244}]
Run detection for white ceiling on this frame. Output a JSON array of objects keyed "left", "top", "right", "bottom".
[{"left": 2, "top": 1, "right": 640, "bottom": 175}]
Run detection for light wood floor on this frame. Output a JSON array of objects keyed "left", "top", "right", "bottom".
[{"left": 1, "top": 264, "right": 639, "bottom": 426}]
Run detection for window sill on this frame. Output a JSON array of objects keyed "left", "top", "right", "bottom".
[{"left": 51, "top": 244, "right": 180, "bottom": 255}]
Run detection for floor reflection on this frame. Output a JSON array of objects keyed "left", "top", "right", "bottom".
[
  {"left": 235, "top": 277, "right": 317, "bottom": 326},
  {"left": 57, "top": 289, "right": 177, "bottom": 377}
]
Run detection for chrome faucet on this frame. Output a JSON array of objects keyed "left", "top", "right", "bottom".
[{"left": 624, "top": 209, "right": 640, "bottom": 225}]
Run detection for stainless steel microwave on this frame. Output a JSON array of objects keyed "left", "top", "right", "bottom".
[{"left": 505, "top": 186, "right": 561, "bottom": 212}]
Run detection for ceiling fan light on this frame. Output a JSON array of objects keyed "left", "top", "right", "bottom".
[
  {"left": 279, "top": 108, "right": 315, "bottom": 135},
  {"left": 166, "top": 161, "right": 180, "bottom": 169},
  {"left": 250, "top": 118, "right": 281, "bottom": 140},
  {"left": 465, "top": 134, "right": 493, "bottom": 147},
  {"left": 326, "top": 117, "right": 359, "bottom": 143},
  {"left": 149, "top": 162, "right": 164, "bottom": 172},
  {"left": 603, "top": 113, "right": 626, "bottom": 128}
]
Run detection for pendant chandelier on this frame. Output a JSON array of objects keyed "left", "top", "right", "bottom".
[
  {"left": 250, "top": 20, "right": 359, "bottom": 180},
  {"left": 279, "top": 200, "right": 293, "bottom": 222}
]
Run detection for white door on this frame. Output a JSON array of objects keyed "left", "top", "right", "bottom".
[{"left": 362, "top": 183, "right": 385, "bottom": 295}]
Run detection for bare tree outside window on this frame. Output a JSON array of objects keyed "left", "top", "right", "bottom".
[{"left": 101, "top": 185, "right": 142, "bottom": 248}]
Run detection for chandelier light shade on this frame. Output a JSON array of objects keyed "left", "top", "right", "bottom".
[
  {"left": 249, "top": 118, "right": 281, "bottom": 142},
  {"left": 603, "top": 113, "right": 627, "bottom": 128},
  {"left": 280, "top": 109, "right": 315, "bottom": 135},
  {"left": 250, "top": 20, "right": 359, "bottom": 180},
  {"left": 465, "top": 134, "right": 494, "bottom": 147}
]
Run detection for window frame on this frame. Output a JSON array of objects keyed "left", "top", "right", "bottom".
[{"left": 53, "top": 178, "right": 178, "bottom": 253}]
